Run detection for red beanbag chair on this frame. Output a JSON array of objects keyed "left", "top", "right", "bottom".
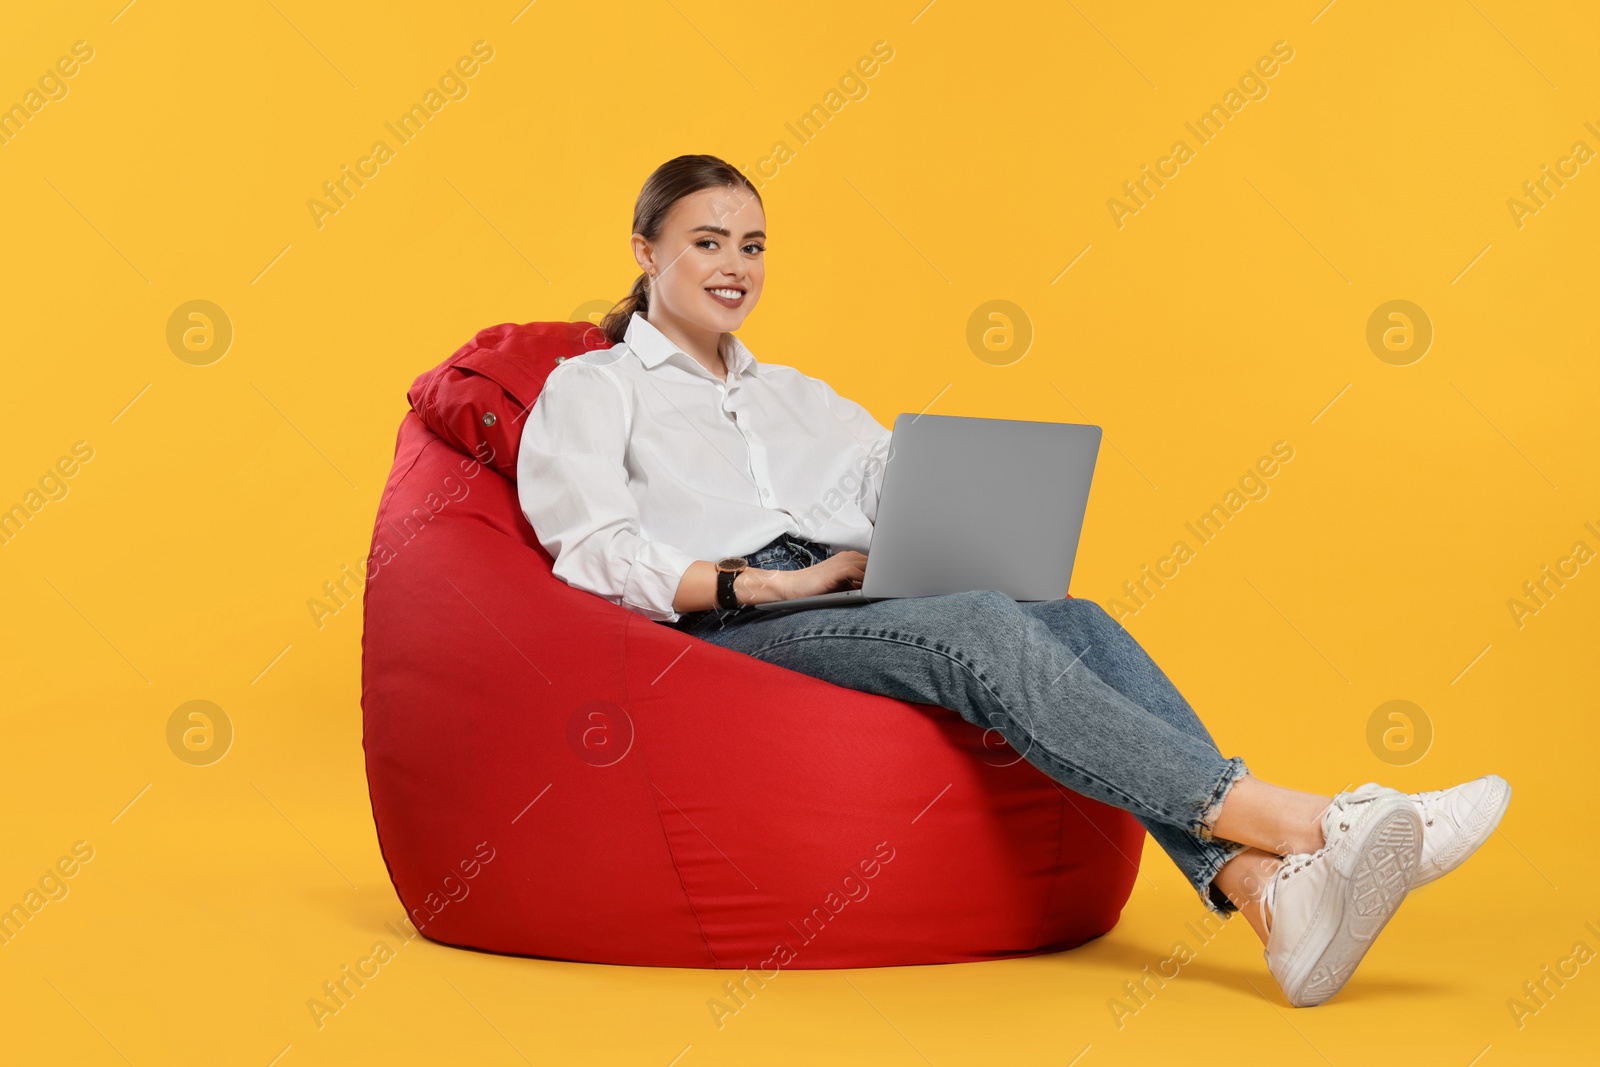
[{"left": 360, "top": 319, "right": 1144, "bottom": 968}]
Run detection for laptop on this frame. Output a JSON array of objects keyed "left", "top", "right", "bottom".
[{"left": 753, "top": 412, "right": 1101, "bottom": 613}]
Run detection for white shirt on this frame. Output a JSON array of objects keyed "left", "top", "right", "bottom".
[{"left": 516, "top": 312, "right": 893, "bottom": 624}]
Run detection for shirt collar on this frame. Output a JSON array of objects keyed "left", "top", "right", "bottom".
[{"left": 624, "top": 311, "right": 756, "bottom": 379}]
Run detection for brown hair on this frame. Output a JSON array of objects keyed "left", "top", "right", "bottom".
[{"left": 597, "top": 154, "right": 764, "bottom": 346}]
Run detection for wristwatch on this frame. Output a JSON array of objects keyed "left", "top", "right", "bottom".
[{"left": 714, "top": 556, "right": 749, "bottom": 610}]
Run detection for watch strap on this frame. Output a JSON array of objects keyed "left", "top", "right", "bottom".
[{"left": 716, "top": 566, "right": 741, "bottom": 610}]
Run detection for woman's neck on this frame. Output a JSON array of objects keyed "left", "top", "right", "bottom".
[{"left": 646, "top": 310, "right": 728, "bottom": 380}]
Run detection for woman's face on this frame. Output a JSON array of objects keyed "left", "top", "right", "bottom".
[{"left": 635, "top": 184, "right": 766, "bottom": 335}]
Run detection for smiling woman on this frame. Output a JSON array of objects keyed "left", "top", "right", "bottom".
[
  {"left": 544, "top": 155, "right": 895, "bottom": 619},
  {"left": 505, "top": 153, "right": 1514, "bottom": 1008},
  {"left": 597, "top": 156, "right": 768, "bottom": 353}
]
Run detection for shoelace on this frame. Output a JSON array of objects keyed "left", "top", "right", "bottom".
[
  {"left": 1343, "top": 785, "right": 1439, "bottom": 836},
  {"left": 1412, "top": 789, "right": 1442, "bottom": 828},
  {"left": 1322, "top": 785, "right": 1396, "bottom": 844}
]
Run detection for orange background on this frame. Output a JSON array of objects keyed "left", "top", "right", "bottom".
[{"left": 1, "top": 1, "right": 1595, "bottom": 1064}]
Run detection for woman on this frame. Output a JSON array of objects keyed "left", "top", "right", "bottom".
[{"left": 515, "top": 154, "right": 1510, "bottom": 1008}]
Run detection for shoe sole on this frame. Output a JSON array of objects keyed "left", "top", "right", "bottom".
[
  {"left": 1279, "top": 799, "right": 1422, "bottom": 1007},
  {"left": 1414, "top": 776, "right": 1512, "bottom": 887}
]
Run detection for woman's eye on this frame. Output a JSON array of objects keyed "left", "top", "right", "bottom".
[
  {"left": 697, "top": 238, "right": 718, "bottom": 250},
  {"left": 743, "top": 243, "right": 765, "bottom": 255}
]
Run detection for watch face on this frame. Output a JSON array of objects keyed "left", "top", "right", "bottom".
[{"left": 716, "top": 556, "right": 748, "bottom": 572}]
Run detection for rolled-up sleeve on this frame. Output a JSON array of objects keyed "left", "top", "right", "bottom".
[{"left": 516, "top": 362, "right": 699, "bottom": 623}]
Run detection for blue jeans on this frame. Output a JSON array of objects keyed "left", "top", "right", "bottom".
[{"left": 666, "top": 533, "right": 1252, "bottom": 914}]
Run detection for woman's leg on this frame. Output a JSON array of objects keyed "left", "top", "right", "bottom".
[
  {"left": 687, "top": 583, "right": 1508, "bottom": 1007},
  {"left": 693, "top": 588, "right": 1261, "bottom": 913},
  {"left": 993, "top": 599, "right": 1431, "bottom": 961},
  {"left": 1015, "top": 598, "right": 1331, "bottom": 911},
  {"left": 1014, "top": 598, "right": 1219, "bottom": 751}
]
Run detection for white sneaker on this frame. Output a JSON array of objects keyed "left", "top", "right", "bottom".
[
  {"left": 1332, "top": 776, "right": 1512, "bottom": 888},
  {"left": 1262, "top": 787, "right": 1421, "bottom": 1007},
  {"left": 1409, "top": 775, "right": 1512, "bottom": 886}
]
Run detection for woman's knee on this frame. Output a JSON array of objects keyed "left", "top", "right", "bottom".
[
  {"left": 949, "top": 588, "right": 1027, "bottom": 623},
  {"left": 1070, "top": 596, "right": 1136, "bottom": 634},
  {"left": 1028, "top": 594, "right": 1114, "bottom": 629}
]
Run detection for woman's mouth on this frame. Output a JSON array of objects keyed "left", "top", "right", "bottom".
[{"left": 706, "top": 287, "right": 745, "bottom": 309}]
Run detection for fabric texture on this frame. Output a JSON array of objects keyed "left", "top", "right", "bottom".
[{"left": 360, "top": 319, "right": 1145, "bottom": 968}]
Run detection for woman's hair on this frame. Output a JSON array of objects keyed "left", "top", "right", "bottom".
[{"left": 597, "top": 154, "right": 764, "bottom": 346}]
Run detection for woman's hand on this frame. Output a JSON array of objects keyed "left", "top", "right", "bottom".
[{"left": 746, "top": 550, "right": 866, "bottom": 603}]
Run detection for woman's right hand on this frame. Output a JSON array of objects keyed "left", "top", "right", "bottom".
[{"left": 768, "top": 550, "right": 867, "bottom": 602}]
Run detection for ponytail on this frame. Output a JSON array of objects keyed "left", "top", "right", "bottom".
[{"left": 599, "top": 271, "right": 652, "bottom": 346}]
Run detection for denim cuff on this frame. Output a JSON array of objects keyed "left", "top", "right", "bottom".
[
  {"left": 1191, "top": 757, "right": 1251, "bottom": 915},
  {"left": 1194, "top": 836, "right": 1252, "bottom": 915},
  {"left": 1195, "top": 756, "right": 1250, "bottom": 842}
]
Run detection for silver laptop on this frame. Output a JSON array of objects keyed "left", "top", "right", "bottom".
[{"left": 753, "top": 412, "right": 1101, "bottom": 613}]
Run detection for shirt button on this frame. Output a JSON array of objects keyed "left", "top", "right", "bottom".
[{"left": 762, "top": 488, "right": 771, "bottom": 499}]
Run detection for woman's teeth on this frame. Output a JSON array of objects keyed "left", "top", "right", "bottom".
[{"left": 707, "top": 288, "right": 744, "bottom": 304}]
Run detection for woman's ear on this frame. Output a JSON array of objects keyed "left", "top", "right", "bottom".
[{"left": 631, "top": 233, "right": 653, "bottom": 275}]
